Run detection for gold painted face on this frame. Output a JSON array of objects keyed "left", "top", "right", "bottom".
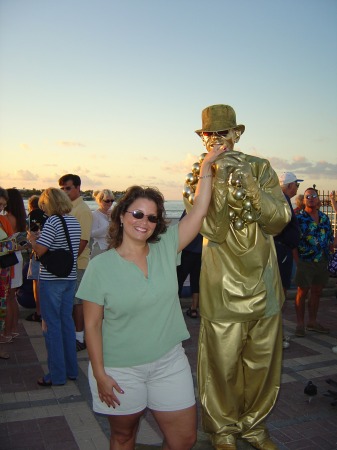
[{"left": 201, "top": 129, "right": 241, "bottom": 152}]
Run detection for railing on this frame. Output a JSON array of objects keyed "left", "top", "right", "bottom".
[
  {"left": 166, "top": 192, "right": 337, "bottom": 233},
  {"left": 318, "top": 190, "right": 336, "bottom": 235}
]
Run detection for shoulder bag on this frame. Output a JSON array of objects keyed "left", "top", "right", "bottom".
[
  {"left": 0, "top": 224, "right": 19, "bottom": 268},
  {"left": 0, "top": 252, "right": 19, "bottom": 268},
  {"left": 38, "top": 215, "right": 74, "bottom": 278}
]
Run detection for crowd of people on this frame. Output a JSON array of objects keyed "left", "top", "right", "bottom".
[{"left": 1, "top": 104, "right": 337, "bottom": 450}]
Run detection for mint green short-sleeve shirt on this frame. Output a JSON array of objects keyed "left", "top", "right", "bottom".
[{"left": 76, "top": 224, "right": 190, "bottom": 367}]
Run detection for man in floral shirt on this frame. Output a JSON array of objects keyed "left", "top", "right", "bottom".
[{"left": 294, "top": 187, "right": 334, "bottom": 337}]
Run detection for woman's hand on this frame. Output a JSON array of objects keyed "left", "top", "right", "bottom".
[
  {"left": 96, "top": 373, "right": 124, "bottom": 408},
  {"left": 202, "top": 144, "right": 228, "bottom": 167},
  {"left": 27, "top": 230, "right": 39, "bottom": 244}
]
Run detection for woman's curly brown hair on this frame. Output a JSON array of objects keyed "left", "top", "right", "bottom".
[{"left": 107, "top": 186, "right": 169, "bottom": 249}]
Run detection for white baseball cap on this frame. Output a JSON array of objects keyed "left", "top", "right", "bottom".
[{"left": 278, "top": 172, "right": 304, "bottom": 186}]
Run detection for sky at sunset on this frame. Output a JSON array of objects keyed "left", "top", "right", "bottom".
[{"left": 1, "top": 0, "right": 337, "bottom": 199}]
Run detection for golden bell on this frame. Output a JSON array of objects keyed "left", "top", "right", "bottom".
[
  {"left": 231, "top": 176, "right": 241, "bottom": 187},
  {"left": 241, "top": 210, "right": 254, "bottom": 223},
  {"left": 189, "top": 193, "right": 195, "bottom": 204},
  {"left": 185, "top": 173, "right": 195, "bottom": 184},
  {"left": 182, "top": 184, "right": 192, "bottom": 198},
  {"left": 199, "top": 153, "right": 207, "bottom": 163},
  {"left": 191, "top": 162, "right": 200, "bottom": 174},
  {"left": 242, "top": 198, "right": 252, "bottom": 210},
  {"left": 233, "top": 217, "right": 244, "bottom": 230},
  {"left": 233, "top": 188, "right": 246, "bottom": 201}
]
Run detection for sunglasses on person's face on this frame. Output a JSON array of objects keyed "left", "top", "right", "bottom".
[
  {"left": 60, "top": 186, "right": 73, "bottom": 191},
  {"left": 305, "top": 194, "right": 318, "bottom": 199},
  {"left": 103, "top": 199, "right": 114, "bottom": 203},
  {"left": 202, "top": 130, "right": 229, "bottom": 137},
  {"left": 125, "top": 210, "right": 158, "bottom": 223}
]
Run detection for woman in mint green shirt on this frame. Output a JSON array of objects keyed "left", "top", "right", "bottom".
[{"left": 77, "top": 144, "right": 224, "bottom": 450}]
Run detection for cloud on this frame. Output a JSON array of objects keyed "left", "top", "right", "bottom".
[
  {"left": 16, "top": 170, "right": 38, "bottom": 181},
  {"left": 20, "top": 143, "right": 30, "bottom": 151},
  {"left": 162, "top": 153, "right": 201, "bottom": 175},
  {"left": 58, "top": 141, "right": 85, "bottom": 147},
  {"left": 267, "top": 155, "right": 337, "bottom": 179},
  {"left": 93, "top": 173, "right": 110, "bottom": 178}
]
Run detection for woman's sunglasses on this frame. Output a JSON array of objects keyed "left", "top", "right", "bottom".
[
  {"left": 125, "top": 210, "right": 158, "bottom": 223},
  {"left": 103, "top": 199, "right": 114, "bottom": 203}
]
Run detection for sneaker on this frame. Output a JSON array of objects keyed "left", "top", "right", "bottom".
[
  {"left": 332, "top": 346, "right": 337, "bottom": 354},
  {"left": 282, "top": 338, "right": 290, "bottom": 349},
  {"left": 76, "top": 340, "right": 86, "bottom": 352},
  {"left": 306, "top": 323, "right": 330, "bottom": 334}
]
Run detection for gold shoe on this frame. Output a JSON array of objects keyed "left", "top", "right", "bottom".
[{"left": 249, "top": 438, "right": 279, "bottom": 450}]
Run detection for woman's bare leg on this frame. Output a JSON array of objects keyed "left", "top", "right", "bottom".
[
  {"left": 152, "top": 404, "right": 197, "bottom": 450},
  {"left": 107, "top": 410, "right": 144, "bottom": 450}
]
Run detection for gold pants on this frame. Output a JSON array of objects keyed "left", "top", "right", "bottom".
[{"left": 198, "top": 314, "right": 282, "bottom": 446}]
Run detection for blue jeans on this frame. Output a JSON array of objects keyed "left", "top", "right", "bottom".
[{"left": 39, "top": 279, "right": 78, "bottom": 384}]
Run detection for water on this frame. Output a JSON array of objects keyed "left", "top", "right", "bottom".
[{"left": 24, "top": 199, "right": 185, "bottom": 220}]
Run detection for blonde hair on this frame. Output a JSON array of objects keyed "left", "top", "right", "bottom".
[
  {"left": 295, "top": 194, "right": 304, "bottom": 208},
  {"left": 93, "top": 189, "right": 114, "bottom": 204},
  {"left": 38, "top": 188, "right": 72, "bottom": 216}
]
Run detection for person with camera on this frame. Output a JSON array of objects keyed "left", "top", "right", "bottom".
[{"left": 25, "top": 195, "right": 48, "bottom": 323}]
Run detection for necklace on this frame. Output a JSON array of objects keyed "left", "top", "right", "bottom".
[{"left": 183, "top": 152, "right": 259, "bottom": 230}]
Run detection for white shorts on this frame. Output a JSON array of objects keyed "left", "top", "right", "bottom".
[
  {"left": 88, "top": 343, "right": 196, "bottom": 415},
  {"left": 11, "top": 252, "right": 23, "bottom": 289}
]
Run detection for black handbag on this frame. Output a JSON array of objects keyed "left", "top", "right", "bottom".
[
  {"left": 38, "top": 215, "right": 74, "bottom": 278},
  {"left": 0, "top": 252, "right": 19, "bottom": 268}
]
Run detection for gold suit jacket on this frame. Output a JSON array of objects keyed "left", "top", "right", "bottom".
[{"left": 185, "top": 152, "right": 291, "bottom": 323}]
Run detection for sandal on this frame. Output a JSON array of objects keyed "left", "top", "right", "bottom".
[
  {"left": 186, "top": 308, "right": 199, "bottom": 319},
  {"left": 76, "top": 340, "right": 87, "bottom": 352},
  {"left": 0, "top": 350, "right": 10, "bottom": 360},
  {"left": 26, "top": 312, "right": 42, "bottom": 322},
  {"left": 0, "top": 334, "right": 13, "bottom": 344},
  {"left": 37, "top": 376, "right": 53, "bottom": 387}
]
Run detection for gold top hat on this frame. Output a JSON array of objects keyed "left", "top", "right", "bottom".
[{"left": 195, "top": 104, "right": 245, "bottom": 136}]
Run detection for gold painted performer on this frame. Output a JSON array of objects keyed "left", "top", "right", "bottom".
[{"left": 183, "top": 104, "right": 291, "bottom": 450}]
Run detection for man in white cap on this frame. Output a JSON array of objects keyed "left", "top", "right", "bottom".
[
  {"left": 184, "top": 104, "right": 291, "bottom": 450},
  {"left": 275, "top": 172, "right": 303, "bottom": 348}
]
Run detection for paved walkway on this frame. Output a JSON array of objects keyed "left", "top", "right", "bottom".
[{"left": 1, "top": 281, "right": 337, "bottom": 450}]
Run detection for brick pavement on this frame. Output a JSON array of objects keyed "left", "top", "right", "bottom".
[{"left": 1, "top": 280, "right": 337, "bottom": 450}]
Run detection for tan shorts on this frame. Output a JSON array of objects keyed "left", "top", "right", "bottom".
[
  {"left": 295, "top": 259, "right": 330, "bottom": 288},
  {"left": 74, "top": 269, "right": 85, "bottom": 305},
  {"left": 88, "top": 343, "right": 196, "bottom": 415}
]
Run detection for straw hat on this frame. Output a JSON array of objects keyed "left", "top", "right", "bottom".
[{"left": 195, "top": 104, "right": 245, "bottom": 136}]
